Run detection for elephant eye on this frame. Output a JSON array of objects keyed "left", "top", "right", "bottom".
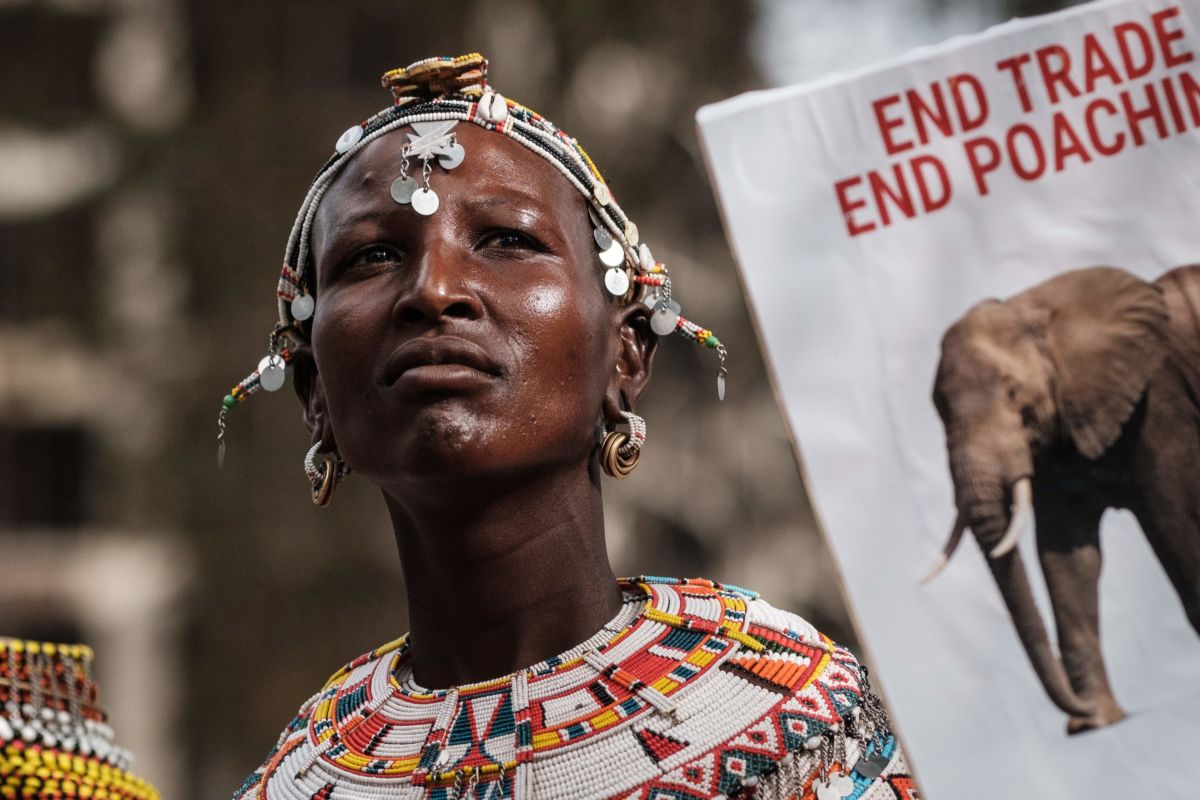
[{"left": 1020, "top": 404, "right": 1036, "bottom": 427}]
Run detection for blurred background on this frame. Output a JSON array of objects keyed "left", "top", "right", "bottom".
[{"left": 0, "top": 0, "right": 1081, "bottom": 795}]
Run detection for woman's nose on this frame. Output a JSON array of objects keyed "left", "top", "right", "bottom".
[{"left": 390, "top": 242, "right": 481, "bottom": 325}]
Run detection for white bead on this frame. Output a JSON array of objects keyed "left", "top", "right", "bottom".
[
  {"left": 335, "top": 125, "right": 364, "bottom": 153},
  {"left": 0, "top": 717, "right": 11, "bottom": 740}
]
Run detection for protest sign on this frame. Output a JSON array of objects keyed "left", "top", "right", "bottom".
[{"left": 698, "top": 1, "right": 1200, "bottom": 797}]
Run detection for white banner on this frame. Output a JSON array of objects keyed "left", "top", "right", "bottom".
[{"left": 698, "top": 1, "right": 1200, "bottom": 797}]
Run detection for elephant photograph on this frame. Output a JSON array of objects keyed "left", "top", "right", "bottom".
[{"left": 927, "top": 264, "right": 1200, "bottom": 735}]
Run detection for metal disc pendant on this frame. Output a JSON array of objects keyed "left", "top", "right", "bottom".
[
  {"left": 624, "top": 220, "right": 639, "bottom": 245},
  {"left": 593, "top": 226, "right": 613, "bottom": 251},
  {"left": 258, "top": 354, "right": 287, "bottom": 392},
  {"left": 853, "top": 748, "right": 889, "bottom": 779},
  {"left": 666, "top": 299, "right": 681, "bottom": 314},
  {"left": 651, "top": 306, "right": 679, "bottom": 336},
  {"left": 438, "top": 142, "right": 465, "bottom": 169},
  {"left": 815, "top": 774, "right": 854, "bottom": 800},
  {"left": 335, "top": 125, "right": 364, "bottom": 153},
  {"left": 599, "top": 240, "right": 624, "bottom": 267},
  {"left": 391, "top": 176, "right": 418, "bottom": 204},
  {"left": 604, "top": 267, "right": 630, "bottom": 296},
  {"left": 291, "top": 292, "right": 315, "bottom": 321},
  {"left": 411, "top": 187, "right": 439, "bottom": 216}
]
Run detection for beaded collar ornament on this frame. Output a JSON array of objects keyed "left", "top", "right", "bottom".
[
  {"left": 217, "top": 53, "right": 728, "bottom": 464},
  {"left": 231, "top": 577, "right": 907, "bottom": 800},
  {"left": 0, "top": 639, "right": 160, "bottom": 799}
]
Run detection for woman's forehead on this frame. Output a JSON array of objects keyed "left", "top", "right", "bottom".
[{"left": 315, "top": 123, "right": 587, "bottom": 229}]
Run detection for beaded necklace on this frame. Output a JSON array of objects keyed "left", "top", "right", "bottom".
[
  {"left": 234, "top": 578, "right": 910, "bottom": 800},
  {"left": 0, "top": 639, "right": 160, "bottom": 800}
]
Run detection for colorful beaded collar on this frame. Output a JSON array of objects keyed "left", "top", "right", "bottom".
[{"left": 239, "top": 577, "right": 886, "bottom": 800}]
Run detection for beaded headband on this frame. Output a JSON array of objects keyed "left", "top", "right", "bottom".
[{"left": 217, "top": 54, "right": 726, "bottom": 463}]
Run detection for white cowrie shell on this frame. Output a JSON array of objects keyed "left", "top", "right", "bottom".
[
  {"left": 481, "top": 91, "right": 508, "bottom": 123},
  {"left": 638, "top": 243, "right": 654, "bottom": 271}
]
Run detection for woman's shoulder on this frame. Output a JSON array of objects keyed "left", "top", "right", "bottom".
[{"left": 233, "top": 578, "right": 915, "bottom": 800}]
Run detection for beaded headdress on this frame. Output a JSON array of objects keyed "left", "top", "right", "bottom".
[
  {"left": 218, "top": 54, "right": 726, "bottom": 462},
  {"left": 0, "top": 639, "right": 160, "bottom": 799}
]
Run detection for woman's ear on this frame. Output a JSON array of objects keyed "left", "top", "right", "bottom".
[
  {"left": 1038, "top": 267, "right": 1169, "bottom": 459},
  {"left": 290, "top": 342, "right": 336, "bottom": 447},
  {"left": 602, "top": 302, "right": 658, "bottom": 421}
]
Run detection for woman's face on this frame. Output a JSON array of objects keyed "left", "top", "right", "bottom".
[{"left": 305, "top": 123, "right": 639, "bottom": 490}]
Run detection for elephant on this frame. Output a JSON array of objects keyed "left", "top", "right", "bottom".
[{"left": 927, "top": 264, "right": 1200, "bottom": 734}]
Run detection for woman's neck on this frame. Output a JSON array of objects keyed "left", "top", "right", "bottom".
[{"left": 382, "top": 464, "right": 623, "bottom": 689}]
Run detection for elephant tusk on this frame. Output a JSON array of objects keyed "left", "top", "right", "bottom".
[
  {"left": 990, "top": 477, "right": 1032, "bottom": 558},
  {"left": 921, "top": 513, "right": 966, "bottom": 584}
]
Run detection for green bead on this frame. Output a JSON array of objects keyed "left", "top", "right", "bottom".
[
  {"left": 705, "top": 335, "right": 719, "bottom": 348},
  {"left": 223, "top": 394, "right": 237, "bottom": 408}
]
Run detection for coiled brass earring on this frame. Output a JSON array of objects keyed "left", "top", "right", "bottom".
[
  {"left": 600, "top": 410, "right": 646, "bottom": 480},
  {"left": 304, "top": 441, "right": 349, "bottom": 506}
]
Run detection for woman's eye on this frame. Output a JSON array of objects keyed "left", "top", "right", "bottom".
[
  {"left": 345, "top": 245, "right": 402, "bottom": 270},
  {"left": 479, "top": 229, "right": 540, "bottom": 251}
]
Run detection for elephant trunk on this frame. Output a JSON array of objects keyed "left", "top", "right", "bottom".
[{"left": 951, "top": 444, "right": 1095, "bottom": 718}]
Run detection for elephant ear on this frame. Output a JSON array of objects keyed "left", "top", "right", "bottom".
[{"left": 1041, "top": 267, "right": 1169, "bottom": 460}]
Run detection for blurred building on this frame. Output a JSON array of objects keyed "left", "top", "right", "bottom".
[
  {"left": 1, "top": 0, "right": 1079, "bottom": 795},
  {"left": 0, "top": 0, "right": 193, "bottom": 796}
]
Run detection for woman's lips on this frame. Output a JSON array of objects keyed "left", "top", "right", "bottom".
[{"left": 383, "top": 336, "right": 502, "bottom": 393}]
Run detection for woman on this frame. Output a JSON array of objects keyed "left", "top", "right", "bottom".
[{"left": 223, "top": 54, "right": 911, "bottom": 800}]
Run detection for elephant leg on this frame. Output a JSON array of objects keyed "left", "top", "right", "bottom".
[
  {"left": 1128, "top": 401, "right": 1200, "bottom": 636},
  {"left": 1133, "top": 488, "right": 1200, "bottom": 637},
  {"left": 1033, "top": 493, "right": 1126, "bottom": 734}
]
